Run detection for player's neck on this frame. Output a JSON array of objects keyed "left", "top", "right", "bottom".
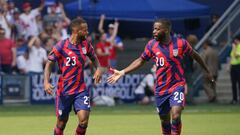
[{"left": 159, "top": 35, "right": 171, "bottom": 45}]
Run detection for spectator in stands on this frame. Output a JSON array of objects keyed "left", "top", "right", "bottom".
[
  {"left": 0, "top": 27, "right": 16, "bottom": 74},
  {"left": 202, "top": 40, "right": 219, "bottom": 102},
  {"left": 19, "top": 1, "right": 44, "bottom": 39},
  {"left": 43, "top": 37, "right": 55, "bottom": 54},
  {"left": 184, "top": 34, "right": 198, "bottom": 105},
  {"left": 98, "top": 14, "right": 123, "bottom": 68},
  {"left": 96, "top": 20, "right": 119, "bottom": 72},
  {"left": 36, "top": 14, "right": 43, "bottom": 34},
  {"left": 10, "top": 8, "right": 26, "bottom": 39},
  {"left": 43, "top": 2, "right": 70, "bottom": 40},
  {"left": 6, "top": 0, "right": 18, "bottom": 23},
  {"left": 229, "top": 35, "right": 240, "bottom": 104},
  {"left": 135, "top": 65, "right": 155, "bottom": 105},
  {"left": 39, "top": 25, "right": 60, "bottom": 42},
  {"left": 47, "top": 1, "right": 62, "bottom": 16},
  {"left": 43, "top": 2, "right": 69, "bottom": 27},
  {"left": 27, "top": 36, "right": 47, "bottom": 73},
  {"left": 0, "top": 7, "right": 11, "bottom": 38},
  {"left": 16, "top": 48, "right": 29, "bottom": 74},
  {"left": 16, "top": 37, "right": 27, "bottom": 56}
]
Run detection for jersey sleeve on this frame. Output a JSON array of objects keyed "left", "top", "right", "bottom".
[
  {"left": 141, "top": 41, "right": 154, "bottom": 61},
  {"left": 182, "top": 39, "right": 193, "bottom": 55},
  {"left": 48, "top": 41, "right": 63, "bottom": 62}
]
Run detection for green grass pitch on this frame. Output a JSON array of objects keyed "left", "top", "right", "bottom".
[{"left": 0, "top": 104, "right": 240, "bottom": 135}]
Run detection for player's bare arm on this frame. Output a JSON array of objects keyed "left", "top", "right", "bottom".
[
  {"left": 107, "top": 57, "right": 145, "bottom": 84},
  {"left": 43, "top": 60, "right": 55, "bottom": 95},
  {"left": 89, "top": 53, "right": 102, "bottom": 84},
  {"left": 190, "top": 49, "right": 215, "bottom": 83}
]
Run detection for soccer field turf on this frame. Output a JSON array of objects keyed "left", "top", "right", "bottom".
[{"left": 0, "top": 104, "right": 240, "bottom": 135}]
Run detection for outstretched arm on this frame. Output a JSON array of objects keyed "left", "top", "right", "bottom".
[
  {"left": 108, "top": 20, "right": 119, "bottom": 44},
  {"left": 44, "top": 60, "right": 55, "bottom": 95},
  {"left": 123, "top": 57, "right": 146, "bottom": 74},
  {"left": 59, "top": 2, "right": 71, "bottom": 25},
  {"left": 98, "top": 14, "right": 105, "bottom": 34},
  {"left": 107, "top": 57, "right": 146, "bottom": 84},
  {"left": 37, "top": 0, "right": 45, "bottom": 12}
]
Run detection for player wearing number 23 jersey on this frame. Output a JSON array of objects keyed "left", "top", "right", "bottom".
[
  {"left": 48, "top": 38, "right": 95, "bottom": 96},
  {"left": 44, "top": 18, "right": 102, "bottom": 135}
]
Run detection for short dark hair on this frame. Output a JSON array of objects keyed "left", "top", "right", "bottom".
[
  {"left": 70, "top": 18, "right": 87, "bottom": 32},
  {"left": 154, "top": 19, "right": 172, "bottom": 30}
]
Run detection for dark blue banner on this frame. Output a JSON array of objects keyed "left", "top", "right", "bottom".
[
  {"left": 89, "top": 74, "right": 145, "bottom": 102},
  {"left": 30, "top": 73, "right": 58, "bottom": 104},
  {"left": 30, "top": 73, "right": 145, "bottom": 104}
]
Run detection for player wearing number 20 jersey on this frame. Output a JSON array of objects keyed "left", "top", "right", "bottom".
[
  {"left": 141, "top": 36, "right": 193, "bottom": 97},
  {"left": 48, "top": 38, "right": 95, "bottom": 96},
  {"left": 107, "top": 19, "right": 214, "bottom": 135}
]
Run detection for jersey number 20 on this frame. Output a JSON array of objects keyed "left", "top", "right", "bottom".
[
  {"left": 66, "top": 56, "right": 76, "bottom": 66},
  {"left": 156, "top": 57, "right": 164, "bottom": 66}
]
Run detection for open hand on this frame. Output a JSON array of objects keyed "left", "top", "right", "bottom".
[{"left": 107, "top": 69, "right": 125, "bottom": 84}]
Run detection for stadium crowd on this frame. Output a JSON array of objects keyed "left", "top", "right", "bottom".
[{"left": 0, "top": 0, "right": 70, "bottom": 74}]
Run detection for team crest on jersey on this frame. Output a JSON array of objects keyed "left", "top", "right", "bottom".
[
  {"left": 82, "top": 47, "right": 87, "bottom": 54},
  {"left": 173, "top": 49, "right": 178, "bottom": 57},
  {"left": 58, "top": 110, "right": 62, "bottom": 116}
]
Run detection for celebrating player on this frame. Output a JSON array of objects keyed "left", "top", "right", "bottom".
[
  {"left": 44, "top": 18, "right": 102, "bottom": 135},
  {"left": 107, "top": 19, "right": 215, "bottom": 135}
]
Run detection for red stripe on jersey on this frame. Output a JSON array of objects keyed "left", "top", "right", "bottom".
[
  {"left": 57, "top": 77, "right": 63, "bottom": 96},
  {"left": 53, "top": 47, "right": 61, "bottom": 57},
  {"left": 79, "top": 83, "right": 86, "bottom": 93},
  {"left": 168, "top": 81, "right": 185, "bottom": 94},
  {"left": 175, "top": 73, "right": 181, "bottom": 81},
  {"left": 177, "top": 39, "right": 184, "bottom": 59},
  {"left": 176, "top": 39, "right": 184, "bottom": 75},
  {"left": 154, "top": 43, "right": 172, "bottom": 96},
  {"left": 68, "top": 70, "right": 82, "bottom": 95},
  {"left": 169, "top": 39, "right": 184, "bottom": 75}
]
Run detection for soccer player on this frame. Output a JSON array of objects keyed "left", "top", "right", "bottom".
[
  {"left": 44, "top": 18, "right": 102, "bottom": 135},
  {"left": 107, "top": 19, "right": 215, "bottom": 135}
]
